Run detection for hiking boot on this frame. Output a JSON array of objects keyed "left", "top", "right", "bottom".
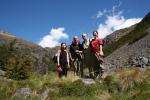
[{"left": 62, "top": 76, "right": 67, "bottom": 80}]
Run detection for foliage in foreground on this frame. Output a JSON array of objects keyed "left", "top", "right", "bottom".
[{"left": 0, "top": 68, "right": 150, "bottom": 100}]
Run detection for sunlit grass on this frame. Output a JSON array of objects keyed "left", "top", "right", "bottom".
[{"left": 0, "top": 68, "right": 150, "bottom": 100}]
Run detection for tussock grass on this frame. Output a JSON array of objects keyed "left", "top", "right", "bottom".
[
  {"left": 97, "top": 91, "right": 114, "bottom": 100},
  {"left": 0, "top": 68, "right": 150, "bottom": 100},
  {"left": 117, "top": 68, "right": 144, "bottom": 91}
]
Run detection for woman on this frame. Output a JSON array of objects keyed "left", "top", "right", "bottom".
[
  {"left": 57, "top": 42, "right": 70, "bottom": 79},
  {"left": 90, "top": 31, "right": 104, "bottom": 79}
]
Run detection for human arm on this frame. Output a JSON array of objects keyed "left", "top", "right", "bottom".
[
  {"left": 66, "top": 51, "right": 70, "bottom": 68},
  {"left": 99, "top": 45, "right": 104, "bottom": 56},
  {"left": 98, "top": 38, "right": 104, "bottom": 56},
  {"left": 69, "top": 45, "right": 74, "bottom": 61},
  {"left": 57, "top": 50, "right": 61, "bottom": 66}
]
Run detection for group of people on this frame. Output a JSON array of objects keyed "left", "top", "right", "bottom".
[{"left": 56, "top": 31, "right": 104, "bottom": 80}]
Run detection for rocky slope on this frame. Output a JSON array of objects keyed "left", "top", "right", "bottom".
[{"left": 103, "top": 12, "right": 150, "bottom": 69}]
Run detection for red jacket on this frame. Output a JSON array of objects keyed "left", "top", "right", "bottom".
[{"left": 90, "top": 38, "right": 103, "bottom": 53}]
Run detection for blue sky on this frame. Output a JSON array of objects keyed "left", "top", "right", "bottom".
[{"left": 0, "top": 0, "right": 150, "bottom": 47}]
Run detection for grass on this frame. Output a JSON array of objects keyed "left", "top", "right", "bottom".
[{"left": 0, "top": 68, "right": 150, "bottom": 100}]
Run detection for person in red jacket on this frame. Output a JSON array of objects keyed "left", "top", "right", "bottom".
[{"left": 90, "top": 31, "right": 104, "bottom": 79}]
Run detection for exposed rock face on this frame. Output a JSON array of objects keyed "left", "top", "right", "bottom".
[
  {"left": 0, "top": 31, "right": 16, "bottom": 37},
  {"left": 104, "top": 25, "right": 150, "bottom": 69}
]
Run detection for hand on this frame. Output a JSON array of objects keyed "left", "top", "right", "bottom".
[
  {"left": 75, "top": 50, "right": 79, "bottom": 53},
  {"left": 71, "top": 59, "right": 74, "bottom": 61},
  {"left": 57, "top": 63, "right": 60, "bottom": 66},
  {"left": 67, "top": 64, "right": 70, "bottom": 68},
  {"left": 100, "top": 51, "right": 104, "bottom": 56},
  {"left": 76, "top": 50, "right": 82, "bottom": 54}
]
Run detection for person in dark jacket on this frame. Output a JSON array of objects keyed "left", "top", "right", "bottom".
[
  {"left": 70, "top": 36, "right": 83, "bottom": 77},
  {"left": 57, "top": 42, "right": 70, "bottom": 79}
]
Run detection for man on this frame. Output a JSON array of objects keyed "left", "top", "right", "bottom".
[
  {"left": 90, "top": 31, "right": 104, "bottom": 79},
  {"left": 70, "top": 36, "right": 83, "bottom": 77}
]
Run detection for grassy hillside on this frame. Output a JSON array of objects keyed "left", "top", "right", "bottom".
[
  {"left": 0, "top": 68, "right": 150, "bottom": 100},
  {"left": 104, "top": 12, "right": 150, "bottom": 57}
]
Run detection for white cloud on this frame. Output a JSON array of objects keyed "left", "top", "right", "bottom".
[
  {"left": 96, "top": 2, "right": 122, "bottom": 19},
  {"left": 96, "top": 9, "right": 107, "bottom": 18},
  {"left": 97, "top": 4, "right": 142, "bottom": 38},
  {"left": 96, "top": 11, "right": 103, "bottom": 18},
  {"left": 38, "top": 27, "right": 69, "bottom": 48}
]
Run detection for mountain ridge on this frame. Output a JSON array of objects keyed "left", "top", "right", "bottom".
[
  {"left": 0, "top": 32, "right": 51, "bottom": 74},
  {"left": 103, "top": 11, "right": 150, "bottom": 69}
]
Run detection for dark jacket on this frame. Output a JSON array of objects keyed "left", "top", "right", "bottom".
[{"left": 69, "top": 43, "right": 83, "bottom": 60}]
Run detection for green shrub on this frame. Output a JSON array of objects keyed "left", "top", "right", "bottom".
[
  {"left": 0, "top": 45, "right": 10, "bottom": 70},
  {"left": 4, "top": 54, "right": 33, "bottom": 80}
]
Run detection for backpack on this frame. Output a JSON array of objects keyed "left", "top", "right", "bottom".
[
  {"left": 52, "top": 55, "right": 57, "bottom": 63},
  {"left": 52, "top": 50, "right": 68, "bottom": 63}
]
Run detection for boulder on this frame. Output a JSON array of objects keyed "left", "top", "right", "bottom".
[
  {"left": 0, "top": 70, "right": 6, "bottom": 76},
  {"left": 81, "top": 78, "right": 96, "bottom": 85}
]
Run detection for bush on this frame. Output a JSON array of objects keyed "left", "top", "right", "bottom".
[
  {"left": 4, "top": 54, "right": 33, "bottom": 80},
  {"left": 0, "top": 45, "right": 10, "bottom": 70}
]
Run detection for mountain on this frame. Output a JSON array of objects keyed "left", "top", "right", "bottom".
[
  {"left": 103, "top": 25, "right": 136, "bottom": 49},
  {"left": 104, "top": 12, "right": 150, "bottom": 69},
  {"left": 0, "top": 12, "right": 150, "bottom": 75},
  {"left": 0, "top": 31, "right": 51, "bottom": 74}
]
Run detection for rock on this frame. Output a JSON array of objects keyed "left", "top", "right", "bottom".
[
  {"left": 128, "top": 56, "right": 149, "bottom": 68},
  {"left": 13, "top": 88, "right": 50, "bottom": 100},
  {"left": 0, "top": 70, "right": 6, "bottom": 76},
  {"left": 141, "top": 57, "right": 149, "bottom": 67},
  {"left": 0, "top": 76, "right": 12, "bottom": 81},
  {"left": 0, "top": 70, "right": 11, "bottom": 82},
  {"left": 13, "top": 88, "right": 33, "bottom": 97},
  {"left": 40, "top": 88, "right": 49, "bottom": 100},
  {"left": 81, "top": 78, "right": 96, "bottom": 84}
]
